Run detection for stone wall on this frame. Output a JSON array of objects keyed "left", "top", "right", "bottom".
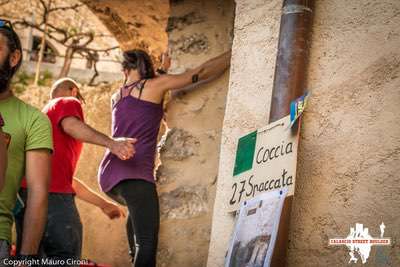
[
  {"left": 17, "top": 0, "right": 235, "bottom": 266},
  {"left": 157, "top": 1, "right": 234, "bottom": 266},
  {"left": 208, "top": 0, "right": 400, "bottom": 266},
  {"left": 78, "top": 1, "right": 235, "bottom": 265},
  {"left": 81, "top": 0, "right": 170, "bottom": 54}
]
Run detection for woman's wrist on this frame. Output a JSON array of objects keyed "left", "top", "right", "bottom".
[{"left": 105, "top": 137, "right": 114, "bottom": 150}]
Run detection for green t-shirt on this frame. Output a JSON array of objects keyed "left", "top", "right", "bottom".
[{"left": 0, "top": 95, "right": 53, "bottom": 242}]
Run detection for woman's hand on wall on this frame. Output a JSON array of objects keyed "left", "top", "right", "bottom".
[{"left": 160, "top": 51, "right": 171, "bottom": 72}]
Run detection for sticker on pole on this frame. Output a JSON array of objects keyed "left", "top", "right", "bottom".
[
  {"left": 289, "top": 91, "right": 309, "bottom": 128},
  {"left": 228, "top": 115, "right": 300, "bottom": 212}
]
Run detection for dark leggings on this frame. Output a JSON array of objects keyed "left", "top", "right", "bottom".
[{"left": 106, "top": 179, "right": 159, "bottom": 267}]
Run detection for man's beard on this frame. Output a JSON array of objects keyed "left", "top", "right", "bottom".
[{"left": 0, "top": 55, "right": 13, "bottom": 93}]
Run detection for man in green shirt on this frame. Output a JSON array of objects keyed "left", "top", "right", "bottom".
[{"left": 0, "top": 19, "right": 53, "bottom": 264}]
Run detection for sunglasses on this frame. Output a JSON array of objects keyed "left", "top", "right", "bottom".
[{"left": 0, "top": 19, "right": 13, "bottom": 30}]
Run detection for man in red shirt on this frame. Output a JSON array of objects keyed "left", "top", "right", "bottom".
[{"left": 15, "top": 78, "right": 135, "bottom": 263}]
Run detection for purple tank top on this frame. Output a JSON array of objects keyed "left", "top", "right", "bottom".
[{"left": 98, "top": 80, "right": 163, "bottom": 192}]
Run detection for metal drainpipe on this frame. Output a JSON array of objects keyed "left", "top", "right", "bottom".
[{"left": 269, "top": 0, "right": 314, "bottom": 266}]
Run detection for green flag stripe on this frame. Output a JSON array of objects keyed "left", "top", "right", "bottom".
[{"left": 233, "top": 130, "right": 257, "bottom": 176}]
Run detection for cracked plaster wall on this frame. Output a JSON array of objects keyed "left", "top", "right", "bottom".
[
  {"left": 208, "top": 0, "right": 400, "bottom": 266},
  {"left": 156, "top": 1, "right": 234, "bottom": 266}
]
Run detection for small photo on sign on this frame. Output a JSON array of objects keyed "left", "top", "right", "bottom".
[{"left": 225, "top": 189, "right": 287, "bottom": 267}]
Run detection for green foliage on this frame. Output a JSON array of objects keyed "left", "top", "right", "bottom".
[
  {"left": 12, "top": 70, "right": 32, "bottom": 95},
  {"left": 37, "top": 70, "right": 53, "bottom": 86},
  {"left": 15, "top": 70, "right": 31, "bottom": 85},
  {"left": 68, "top": 26, "right": 79, "bottom": 36},
  {"left": 11, "top": 69, "right": 54, "bottom": 95}
]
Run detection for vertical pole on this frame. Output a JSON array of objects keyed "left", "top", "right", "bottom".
[
  {"left": 269, "top": 0, "right": 314, "bottom": 266},
  {"left": 25, "top": 14, "right": 34, "bottom": 61},
  {"left": 34, "top": 0, "right": 51, "bottom": 86},
  {"left": 33, "top": 22, "right": 47, "bottom": 86}
]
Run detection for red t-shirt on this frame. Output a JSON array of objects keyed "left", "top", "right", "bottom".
[{"left": 21, "top": 97, "right": 84, "bottom": 193}]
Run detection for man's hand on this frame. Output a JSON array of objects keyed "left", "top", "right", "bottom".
[
  {"left": 62, "top": 117, "right": 137, "bottom": 160},
  {"left": 101, "top": 201, "right": 126, "bottom": 219},
  {"left": 73, "top": 177, "right": 126, "bottom": 220},
  {"left": 108, "top": 137, "right": 137, "bottom": 161}
]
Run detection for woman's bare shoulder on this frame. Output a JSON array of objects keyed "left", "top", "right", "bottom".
[
  {"left": 111, "top": 91, "right": 122, "bottom": 107},
  {"left": 111, "top": 91, "right": 120, "bottom": 99}
]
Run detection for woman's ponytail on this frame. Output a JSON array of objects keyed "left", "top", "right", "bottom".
[{"left": 122, "top": 50, "right": 155, "bottom": 80}]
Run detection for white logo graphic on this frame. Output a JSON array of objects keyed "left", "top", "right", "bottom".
[{"left": 329, "top": 222, "right": 391, "bottom": 264}]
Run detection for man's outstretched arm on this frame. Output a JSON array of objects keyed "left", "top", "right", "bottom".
[
  {"left": 61, "top": 117, "right": 136, "bottom": 161},
  {"left": 20, "top": 149, "right": 51, "bottom": 255}
]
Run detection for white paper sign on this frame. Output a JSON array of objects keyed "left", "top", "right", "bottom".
[{"left": 228, "top": 115, "right": 299, "bottom": 211}]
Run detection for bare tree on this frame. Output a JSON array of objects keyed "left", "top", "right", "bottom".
[{"left": 11, "top": 0, "right": 119, "bottom": 81}]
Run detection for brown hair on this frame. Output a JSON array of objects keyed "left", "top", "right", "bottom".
[
  {"left": 122, "top": 49, "right": 155, "bottom": 81},
  {"left": 0, "top": 25, "right": 23, "bottom": 80},
  {"left": 51, "top": 78, "right": 85, "bottom": 104}
]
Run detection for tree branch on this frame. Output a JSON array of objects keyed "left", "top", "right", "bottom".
[
  {"left": 93, "top": 33, "right": 114, "bottom": 38},
  {"left": 49, "top": 3, "right": 83, "bottom": 12},
  {"left": 38, "top": 0, "right": 51, "bottom": 25},
  {"left": 64, "top": 32, "right": 93, "bottom": 44},
  {"left": 39, "top": 0, "right": 49, "bottom": 15},
  {"left": 88, "top": 60, "right": 100, "bottom": 86},
  {"left": 46, "top": 23, "right": 68, "bottom": 41},
  {"left": 94, "top": 46, "right": 120, "bottom": 53},
  {"left": 87, "top": 52, "right": 100, "bottom": 86},
  {"left": 14, "top": 19, "right": 65, "bottom": 44},
  {"left": 79, "top": 33, "right": 94, "bottom": 47},
  {"left": 9, "top": 0, "right": 119, "bottom": 79}
]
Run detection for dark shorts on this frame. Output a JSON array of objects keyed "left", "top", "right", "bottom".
[
  {"left": 0, "top": 240, "right": 9, "bottom": 267},
  {"left": 15, "top": 189, "right": 82, "bottom": 266}
]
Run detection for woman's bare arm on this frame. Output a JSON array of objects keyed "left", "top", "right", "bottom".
[{"left": 149, "top": 50, "right": 231, "bottom": 93}]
